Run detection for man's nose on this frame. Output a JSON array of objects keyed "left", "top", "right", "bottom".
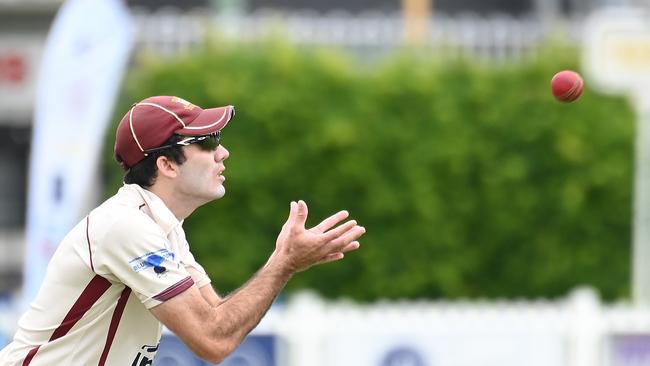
[{"left": 215, "top": 144, "right": 229, "bottom": 161}]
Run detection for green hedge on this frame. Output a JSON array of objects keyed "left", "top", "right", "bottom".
[{"left": 104, "top": 40, "right": 635, "bottom": 301}]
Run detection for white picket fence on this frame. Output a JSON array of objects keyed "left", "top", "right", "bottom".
[{"left": 244, "top": 288, "right": 650, "bottom": 366}]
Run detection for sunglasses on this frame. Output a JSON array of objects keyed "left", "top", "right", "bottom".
[{"left": 143, "top": 131, "right": 221, "bottom": 156}]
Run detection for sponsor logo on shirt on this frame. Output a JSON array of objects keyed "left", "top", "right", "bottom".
[
  {"left": 131, "top": 343, "right": 159, "bottom": 366},
  {"left": 129, "top": 249, "right": 175, "bottom": 274}
]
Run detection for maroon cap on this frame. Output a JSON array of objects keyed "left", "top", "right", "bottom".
[{"left": 114, "top": 96, "right": 235, "bottom": 169}]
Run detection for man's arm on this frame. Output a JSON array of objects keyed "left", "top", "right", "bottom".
[
  {"left": 151, "top": 259, "right": 291, "bottom": 363},
  {"left": 198, "top": 284, "right": 223, "bottom": 307},
  {"left": 150, "top": 200, "right": 365, "bottom": 364},
  {"left": 187, "top": 266, "right": 223, "bottom": 306}
]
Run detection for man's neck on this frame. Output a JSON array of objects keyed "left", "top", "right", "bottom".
[{"left": 146, "top": 184, "right": 197, "bottom": 221}]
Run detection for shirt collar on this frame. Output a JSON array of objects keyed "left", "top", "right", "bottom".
[{"left": 121, "top": 183, "right": 182, "bottom": 235}]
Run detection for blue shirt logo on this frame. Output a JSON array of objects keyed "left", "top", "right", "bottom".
[{"left": 129, "top": 249, "right": 175, "bottom": 273}]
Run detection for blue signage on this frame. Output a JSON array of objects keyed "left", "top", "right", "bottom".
[{"left": 381, "top": 346, "right": 428, "bottom": 366}]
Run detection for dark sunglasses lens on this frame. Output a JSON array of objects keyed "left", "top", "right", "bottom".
[{"left": 195, "top": 133, "right": 220, "bottom": 151}]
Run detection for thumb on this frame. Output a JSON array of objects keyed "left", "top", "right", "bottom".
[
  {"left": 295, "top": 200, "right": 308, "bottom": 228},
  {"left": 285, "top": 201, "right": 297, "bottom": 226}
]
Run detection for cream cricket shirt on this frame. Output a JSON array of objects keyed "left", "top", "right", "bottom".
[{"left": 0, "top": 184, "right": 211, "bottom": 366}]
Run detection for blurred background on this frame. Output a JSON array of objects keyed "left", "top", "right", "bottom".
[{"left": 1, "top": 0, "right": 650, "bottom": 365}]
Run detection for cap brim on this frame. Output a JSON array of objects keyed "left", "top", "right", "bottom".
[{"left": 175, "top": 105, "right": 234, "bottom": 136}]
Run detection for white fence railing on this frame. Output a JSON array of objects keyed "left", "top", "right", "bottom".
[
  {"left": 242, "top": 288, "right": 650, "bottom": 366},
  {"left": 133, "top": 9, "right": 583, "bottom": 61}
]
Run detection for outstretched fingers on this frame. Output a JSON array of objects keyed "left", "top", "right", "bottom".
[
  {"left": 340, "top": 241, "right": 360, "bottom": 253},
  {"left": 314, "top": 241, "right": 361, "bottom": 266},
  {"left": 314, "top": 252, "right": 345, "bottom": 266},
  {"left": 328, "top": 225, "right": 365, "bottom": 252},
  {"left": 314, "top": 210, "right": 350, "bottom": 233},
  {"left": 318, "top": 219, "right": 366, "bottom": 253},
  {"left": 322, "top": 220, "right": 358, "bottom": 242}
]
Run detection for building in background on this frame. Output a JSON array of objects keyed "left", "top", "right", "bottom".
[
  {"left": 247, "top": 0, "right": 536, "bottom": 16},
  {"left": 128, "top": 0, "right": 612, "bottom": 16}
]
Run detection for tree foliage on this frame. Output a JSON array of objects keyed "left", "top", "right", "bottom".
[{"left": 104, "top": 40, "right": 635, "bottom": 301}]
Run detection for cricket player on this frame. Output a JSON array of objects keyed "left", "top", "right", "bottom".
[{"left": 0, "top": 96, "right": 365, "bottom": 365}]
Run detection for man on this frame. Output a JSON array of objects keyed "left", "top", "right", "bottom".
[{"left": 0, "top": 96, "right": 365, "bottom": 365}]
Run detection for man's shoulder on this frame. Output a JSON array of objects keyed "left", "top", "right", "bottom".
[{"left": 90, "top": 193, "right": 164, "bottom": 240}]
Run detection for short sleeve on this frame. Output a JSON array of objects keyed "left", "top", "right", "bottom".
[
  {"left": 174, "top": 227, "right": 211, "bottom": 288},
  {"left": 182, "top": 250, "right": 211, "bottom": 288},
  {"left": 93, "top": 214, "right": 194, "bottom": 309}
]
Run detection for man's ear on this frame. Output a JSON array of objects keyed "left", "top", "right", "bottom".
[{"left": 156, "top": 156, "right": 179, "bottom": 179}]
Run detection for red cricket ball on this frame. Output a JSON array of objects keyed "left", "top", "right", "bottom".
[{"left": 550, "top": 70, "right": 584, "bottom": 103}]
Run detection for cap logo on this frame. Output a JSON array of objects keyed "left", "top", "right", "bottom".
[{"left": 171, "top": 97, "right": 196, "bottom": 110}]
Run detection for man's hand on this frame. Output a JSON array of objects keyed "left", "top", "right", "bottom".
[{"left": 270, "top": 200, "right": 365, "bottom": 273}]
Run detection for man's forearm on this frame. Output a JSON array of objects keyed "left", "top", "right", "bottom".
[{"left": 211, "top": 259, "right": 292, "bottom": 343}]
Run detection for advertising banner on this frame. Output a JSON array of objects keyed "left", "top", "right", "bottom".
[{"left": 23, "top": 0, "right": 134, "bottom": 304}]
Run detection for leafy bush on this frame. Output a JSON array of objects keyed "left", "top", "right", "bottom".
[{"left": 105, "top": 40, "right": 635, "bottom": 301}]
